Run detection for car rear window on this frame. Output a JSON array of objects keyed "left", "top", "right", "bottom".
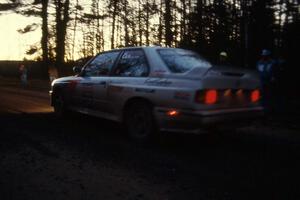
[{"left": 157, "top": 49, "right": 210, "bottom": 73}]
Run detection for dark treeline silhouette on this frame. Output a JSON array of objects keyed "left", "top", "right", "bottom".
[
  {"left": 0, "top": 61, "right": 75, "bottom": 79},
  {"left": 0, "top": 0, "right": 299, "bottom": 71}
]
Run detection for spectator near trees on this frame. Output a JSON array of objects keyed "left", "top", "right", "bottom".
[
  {"left": 19, "top": 64, "right": 28, "bottom": 88},
  {"left": 256, "top": 49, "right": 276, "bottom": 112},
  {"left": 219, "top": 51, "right": 229, "bottom": 66},
  {"left": 48, "top": 63, "right": 58, "bottom": 84}
]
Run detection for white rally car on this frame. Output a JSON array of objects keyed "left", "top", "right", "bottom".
[{"left": 50, "top": 46, "right": 263, "bottom": 141}]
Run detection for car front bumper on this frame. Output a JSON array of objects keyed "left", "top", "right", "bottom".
[{"left": 154, "top": 106, "right": 264, "bottom": 134}]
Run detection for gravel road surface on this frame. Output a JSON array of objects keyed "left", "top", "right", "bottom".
[{"left": 0, "top": 80, "right": 299, "bottom": 200}]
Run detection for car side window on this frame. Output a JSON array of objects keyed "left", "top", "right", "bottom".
[
  {"left": 113, "top": 50, "right": 149, "bottom": 77},
  {"left": 84, "top": 51, "right": 119, "bottom": 77}
]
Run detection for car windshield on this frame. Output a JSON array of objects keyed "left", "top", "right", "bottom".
[{"left": 157, "top": 49, "right": 211, "bottom": 73}]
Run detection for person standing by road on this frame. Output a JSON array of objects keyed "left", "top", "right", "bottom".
[
  {"left": 256, "top": 49, "right": 276, "bottom": 112},
  {"left": 219, "top": 51, "right": 229, "bottom": 66},
  {"left": 19, "top": 64, "right": 28, "bottom": 88},
  {"left": 48, "top": 64, "right": 58, "bottom": 84}
]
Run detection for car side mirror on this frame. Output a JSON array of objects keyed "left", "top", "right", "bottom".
[{"left": 73, "top": 66, "right": 81, "bottom": 74}]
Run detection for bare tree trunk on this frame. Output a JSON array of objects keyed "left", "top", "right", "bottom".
[
  {"left": 138, "top": 0, "right": 143, "bottom": 46},
  {"left": 173, "top": 0, "right": 179, "bottom": 46},
  {"left": 41, "top": 0, "right": 48, "bottom": 64},
  {"left": 164, "top": 0, "right": 172, "bottom": 46},
  {"left": 111, "top": 1, "right": 118, "bottom": 49},
  {"left": 101, "top": 8, "right": 105, "bottom": 50},
  {"left": 55, "top": 0, "right": 70, "bottom": 73},
  {"left": 95, "top": 0, "right": 100, "bottom": 52},
  {"left": 72, "top": 0, "right": 79, "bottom": 60},
  {"left": 145, "top": 0, "right": 150, "bottom": 46},
  {"left": 180, "top": 0, "right": 186, "bottom": 42},
  {"left": 123, "top": 0, "right": 130, "bottom": 46},
  {"left": 115, "top": 15, "right": 120, "bottom": 47},
  {"left": 158, "top": 0, "right": 163, "bottom": 44},
  {"left": 196, "top": 0, "right": 203, "bottom": 42}
]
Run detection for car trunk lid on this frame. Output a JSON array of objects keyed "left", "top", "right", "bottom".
[{"left": 198, "top": 66, "right": 261, "bottom": 109}]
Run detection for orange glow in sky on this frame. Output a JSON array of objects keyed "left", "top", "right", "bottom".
[{"left": 0, "top": 13, "right": 40, "bottom": 60}]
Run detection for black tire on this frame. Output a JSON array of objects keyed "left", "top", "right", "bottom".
[
  {"left": 124, "top": 102, "right": 157, "bottom": 143},
  {"left": 53, "top": 93, "right": 69, "bottom": 117}
]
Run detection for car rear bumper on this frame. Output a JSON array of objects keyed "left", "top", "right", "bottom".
[{"left": 154, "top": 106, "right": 264, "bottom": 134}]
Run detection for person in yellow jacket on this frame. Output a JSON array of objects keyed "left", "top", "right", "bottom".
[{"left": 219, "top": 51, "right": 230, "bottom": 66}]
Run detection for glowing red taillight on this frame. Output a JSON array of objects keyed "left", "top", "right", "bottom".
[
  {"left": 251, "top": 89, "right": 260, "bottom": 102},
  {"left": 195, "top": 89, "right": 218, "bottom": 104},
  {"left": 205, "top": 90, "right": 218, "bottom": 104}
]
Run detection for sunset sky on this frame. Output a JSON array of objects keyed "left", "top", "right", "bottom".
[
  {"left": 0, "top": 0, "right": 114, "bottom": 61},
  {"left": 0, "top": 12, "right": 40, "bottom": 61}
]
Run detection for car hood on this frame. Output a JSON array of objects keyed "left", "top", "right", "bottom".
[{"left": 51, "top": 76, "right": 76, "bottom": 85}]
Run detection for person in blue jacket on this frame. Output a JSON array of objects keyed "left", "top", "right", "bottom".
[
  {"left": 19, "top": 64, "right": 28, "bottom": 88},
  {"left": 257, "top": 49, "right": 276, "bottom": 112}
]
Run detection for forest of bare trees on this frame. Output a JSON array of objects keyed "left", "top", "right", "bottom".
[{"left": 0, "top": 0, "right": 299, "bottom": 70}]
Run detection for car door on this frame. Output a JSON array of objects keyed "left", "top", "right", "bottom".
[
  {"left": 108, "top": 49, "right": 150, "bottom": 115},
  {"left": 91, "top": 51, "right": 120, "bottom": 112},
  {"left": 74, "top": 51, "right": 120, "bottom": 111}
]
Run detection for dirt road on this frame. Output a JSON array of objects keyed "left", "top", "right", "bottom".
[{"left": 0, "top": 80, "right": 299, "bottom": 200}]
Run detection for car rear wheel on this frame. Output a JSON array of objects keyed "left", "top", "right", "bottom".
[{"left": 125, "top": 102, "right": 157, "bottom": 143}]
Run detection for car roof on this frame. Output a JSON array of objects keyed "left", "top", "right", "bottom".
[{"left": 103, "top": 46, "right": 181, "bottom": 52}]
